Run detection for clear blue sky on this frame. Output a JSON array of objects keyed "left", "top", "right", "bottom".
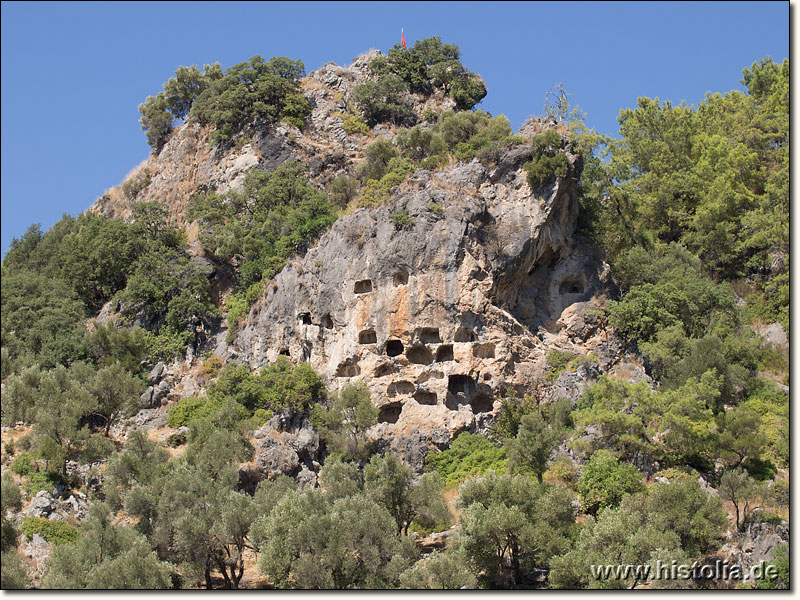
[{"left": 1, "top": 1, "right": 789, "bottom": 255}]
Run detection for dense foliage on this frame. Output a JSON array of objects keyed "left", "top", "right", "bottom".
[
  {"left": 139, "top": 56, "right": 310, "bottom": 150},
  {"left": 187, "top": 162, "right": 337, "bottom": 337},
  {"left": 353, "top": 37, "right": 486, "bottom": 127}
]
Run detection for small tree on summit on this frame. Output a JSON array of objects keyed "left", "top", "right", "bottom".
[{"left": 138, "top": 92, "right": 173, "bottom": 153}]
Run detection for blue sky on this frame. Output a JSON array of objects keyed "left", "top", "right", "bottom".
[{"left": 0, "top": 1, "right": 789, "bottom": 255}]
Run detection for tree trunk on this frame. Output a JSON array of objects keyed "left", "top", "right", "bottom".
[{"left": 204, "top": 564, "right": 213, "bottom": 590}]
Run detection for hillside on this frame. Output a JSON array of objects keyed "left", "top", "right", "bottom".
[{"left": 0, "top": 40, "right": 789, "bottom": 590}]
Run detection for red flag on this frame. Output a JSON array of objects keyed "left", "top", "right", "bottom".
[{"left": 401, "top": 29, "right": 407, "bottom": 50}]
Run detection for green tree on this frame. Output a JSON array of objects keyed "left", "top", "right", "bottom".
[
  {"left": 138, "top": 92, "right": 173, "bottom": 152},
  {"left": 357, "top": 139, "right": 399, "bottom": 181},
  {"left": 577, "top": 450, "right": 644, "bottom": 516},
  {"left": 505, "top": 409, "right": 562, "bottom": 483},
  {"left": 329, "top": 175, "right": 359, "bottom": 209},
  {"left": 1, "top": 270, "right": 87, "bottom": 371},
  {"left": 311, "top": 382, "right": 378, "bottom": 460},
  {"left": 457, "top": 472, "right": 574, "bottom": 587},
  {"left": 87, "top": 363, "right": 145, "bottom": 436},
  {"left": 190, "top": 55, "right": 309, "bottom": 144},
  {"left": 1, "top": 472, "right": 23, "bottom": 553},
  {"left": 18, "top": 364, "right": 97, "bottom": 475},
  {"left": 251, "top": 489, "right": 412, "bottom": 588},
  {"left": 718, "top": 468, "right": 758, "bottom": 530},
  {"left": 399, "top": 547, "right": 478, "bottom": 589},
  {"left": 1, "top": 551, "right": 30, "bottom": 589},
  {"left": 318, "top": 456, "right": 362, "bottom": 501},
  {"left": 351, "top": 75, "right": 411, "bottom": 127},
  {"left": 717, "top": 404, "right": 767, "bottom": 467},
  {"left": 549, "top": 503, "right": 681, "bottom": 589},
  {"left": 163, "top": 63, "right": 222, "bottom": 120},
  {"left": 42, "top": 503, "right": 172, "bottom": 589},
  {"left": 103, "top": 430, "right": 171, "bottom": 533},
  {"left": 364, "top": 453, "right": 450, "bottom": 535}
]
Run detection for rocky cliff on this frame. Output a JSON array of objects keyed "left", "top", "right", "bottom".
[{"left": 92, "top": 51, "right": 620, "bottom": 470}]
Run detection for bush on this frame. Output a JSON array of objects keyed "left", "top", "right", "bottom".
[
  {"left": 20, "top": 517, "right": 78, "bottom": 545},
  {"left": 10, "top": 452, "right": 35, "bottom": 476},
  {"left": 23, "top": 471, "right": 63, "bottom": 496},
  {"left": 198, "top": 354, "right": 223, "bottom": 379},
  {"left": 205, "top": 358, "right": 326, "bottom": 416},
  {"left": 428, "top": 202, "right": 444, "bottom": 215},
  {"left": 167, "top": 396, "right": 218, "bottom": 428},
  {"left": 391, "top": 209, "right": 414, "bottom": 231},
  {"left": 121, "top": 169, "right": 152, "bottom": 201},
  {"left": 340, "top": 113, "right": 370, "bottom": 135},
  {"left": 357, "top": 158, "right": 415, "bottom": 208},
  {"left": 190, "top": 55, "right": 310, "bottom": 145},
  {"left": 425, "top": 432, "right": 507, "bottom": 487},
  {"left": 577, "top": 450, "right": 644, "bottom": 515},
  {"left": 524, "top": 130, "right": 569, "bottom": 187},
  {"left": 545, "top": 350, "right": 578, "bottom": 381},
  {"left": 166, "top": 430, "right": 187, "bottom": 447}
]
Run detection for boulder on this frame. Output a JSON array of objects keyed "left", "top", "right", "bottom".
[
  {"left": 255, "top": 437, "right": 301, "bottom": 479},
  {"left": 148, "top": 361, "right": 166, "bottom": 384},
  {"left": 23, "top": 491, "right": 58, "bottom": 519}
]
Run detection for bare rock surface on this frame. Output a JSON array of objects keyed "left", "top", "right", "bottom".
[{"left": 232, "top": 143, "right": 616, "bottom": 468}]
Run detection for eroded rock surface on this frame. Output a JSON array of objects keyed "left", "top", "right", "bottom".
[{"left": 233, "top": 145, "right": 616, "bottom": 462}]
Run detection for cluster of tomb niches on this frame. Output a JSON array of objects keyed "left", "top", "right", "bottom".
[
  {"left": 376, "top": 371, "right": 496, "bottom": 424},
  {"left": 355, "top": 325, "right": 495, "bottom": 366},
  {"left": 352, "top": 323, "right": 497, "bottom": 424}
]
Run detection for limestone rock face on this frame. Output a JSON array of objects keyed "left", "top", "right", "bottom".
[
  {"left": 233, "top": 145, "right": 615, "bottom": 459},
  {"left": 86, "top": 49, "right": 620, "bottom": 470}
]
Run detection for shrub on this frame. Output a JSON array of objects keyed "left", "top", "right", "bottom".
[
  {"left": 545, "top": 350, "right": 578, "bottom": 381},
  {"left": 391, "top": 209, "right": 414, "bottom": 231},
  {"left": 524, "top": 130, "right": 569, "bottom": 187},
  {"left": 340, "top": 113, "right": 370, "bottom": 135},
  {"left": 121, "top": 169, "right": 152, "bottom": 201},
  {"left": 357, "top": 158, "right": 415, "bottom": 208},
  {"left": 252, "top": 408, "right": 274, "bottom": 428},
  {"left": 428, "top": 202, "right": 444, "bottom": 214},
  {"left": 10, "top": 452, "right": 35, "bottom": 476},
  {"left": 141, "top": 327, "right": 194, "bottom": 363},
  {"left": 577, "top": 450, "right": 644, "bottom": 515},
  {"left": 425, "top": 432, "right": 507, "bottom": 487},
  {"left": 23, "top": 471, "right": 63, "bottom": 496},
  {"left": 20, "top": 517, "right": 78, "bottom": 545},
  {"left": 166, "top": 430, "right": 187, "bottom": 447},
  {"left": 232, "top": 135, "right": 253, "bottom": 151},
  {"left": 167, "top": 396, "right": 218, "bottom": 428},
  {"left": 545, "top": 455, "right": 579, "bottom": 486},
  {"left": 198, "top": 354, "right": 223, "bottom": 379}
]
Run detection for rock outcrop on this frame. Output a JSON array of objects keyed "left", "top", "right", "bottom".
[
  {"left": 233, "top": 143, "right": 615, "bottom": 462},
  {"left": 87, "top": 50, "right": 620, "bottom": 470}
]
